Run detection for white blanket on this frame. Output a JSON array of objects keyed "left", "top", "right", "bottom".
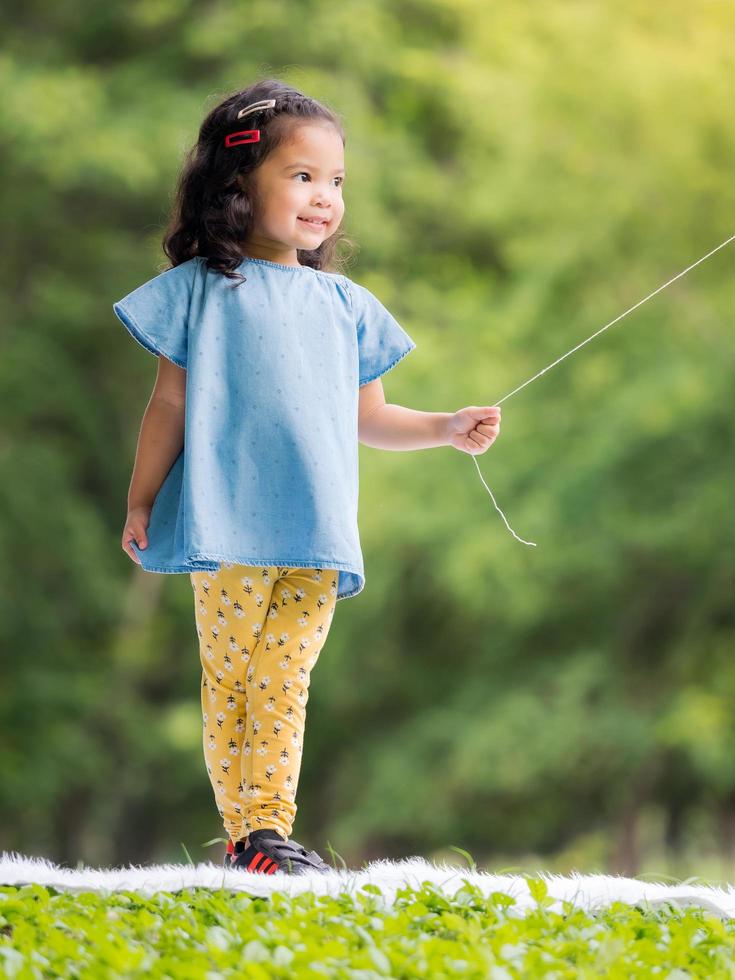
[{"left": 2, "top": 851, "right": 734, "bottom": 918}]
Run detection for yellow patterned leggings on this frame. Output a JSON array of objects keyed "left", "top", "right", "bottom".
[{"left": 190, "top": 562, "right": 339, "bottom": 845}]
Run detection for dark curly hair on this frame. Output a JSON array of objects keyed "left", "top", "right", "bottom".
[{"left": 161, "top": 77, "right": 357, "bottom": 286}]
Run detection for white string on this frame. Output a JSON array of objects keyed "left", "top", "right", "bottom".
[{"left": 471, "top": 233, "right": 735, "bottom": 547}]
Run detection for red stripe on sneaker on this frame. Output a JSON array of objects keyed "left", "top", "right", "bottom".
[{"left": 249, "top": 851, "right": 278, "bottom": 874}]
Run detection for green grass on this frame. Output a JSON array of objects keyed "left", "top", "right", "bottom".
[{"left": 2, "top": 873, "right": 735, "bottom": 978}]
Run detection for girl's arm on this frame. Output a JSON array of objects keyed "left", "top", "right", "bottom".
[
  {"left": 358, "top": 378, "right": 450, "bottom": 450},
  {"left": 127, "top": 358, "right": 186, "bottom": 510},
  {"left": 357, "top": 378, "right": 500, "bottom": 454}
]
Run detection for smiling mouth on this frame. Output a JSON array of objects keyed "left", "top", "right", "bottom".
[{"left": 298, "top": 217, "right": 328, "bottom": 227}]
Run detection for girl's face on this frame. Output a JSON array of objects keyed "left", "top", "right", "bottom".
[{"left": 244, "top": 122, "right": 346, "bottom": 266}]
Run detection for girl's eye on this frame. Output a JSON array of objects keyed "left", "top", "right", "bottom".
[{"left": 295, "top": 172, "right": 344, "bottom": 186}]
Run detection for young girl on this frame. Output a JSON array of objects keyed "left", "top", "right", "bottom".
[{"left": 115, "top": 79, "right": 501, "bottom": 875}]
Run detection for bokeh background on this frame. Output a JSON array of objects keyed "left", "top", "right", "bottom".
[{"left": 2, "top": 0, "right": 734, "bottom": 878}]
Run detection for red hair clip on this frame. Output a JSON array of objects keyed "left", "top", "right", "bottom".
[{"left": 224, "top": 129, "right": 261, "bottom": 148}]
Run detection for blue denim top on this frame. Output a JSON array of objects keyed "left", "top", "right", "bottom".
[{"left": 113, "top": 256, "right": 416, "bottom": 601}]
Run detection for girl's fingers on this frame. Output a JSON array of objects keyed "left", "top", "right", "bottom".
[{"left": 122, "top": 536, "right": 143, "bottom": 563}]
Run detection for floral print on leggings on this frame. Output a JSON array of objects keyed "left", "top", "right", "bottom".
[{"left": 190, "top": 562, "right": 338, "bottom": 845}]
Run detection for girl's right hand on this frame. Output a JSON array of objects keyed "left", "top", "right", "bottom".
[{"left": 122, "top": 506, "right": 152, "bottom": 564}]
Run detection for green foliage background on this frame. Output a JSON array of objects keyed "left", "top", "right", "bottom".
[{"left": 1, "top": 0, "right": 733, "bottom": 875}]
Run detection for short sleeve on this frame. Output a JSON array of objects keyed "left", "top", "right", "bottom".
[
  {"left": 349, "top": 280, "right": 416, "bottom": 386},
  {"left": 112, "top": 259, "right": 198, "bottom": 369}
]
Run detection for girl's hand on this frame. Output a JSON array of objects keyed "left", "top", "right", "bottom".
[
  {"left": 446, "top": 405, "right": 501, "bottom": 455},
  {"left": 122, "top": 505, "right": 152, "bottom": 564}
]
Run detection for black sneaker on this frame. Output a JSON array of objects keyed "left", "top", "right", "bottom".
[{"left": 230, "top": 828, "right": 332, "bottom": 875}]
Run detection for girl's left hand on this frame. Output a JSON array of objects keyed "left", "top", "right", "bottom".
[{"left": 445, "top": 405, "right": 501, "bottom": 455}]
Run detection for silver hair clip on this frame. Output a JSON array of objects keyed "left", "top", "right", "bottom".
[{"left": 236, "top": 98, "right": 276, "bottom": 120}]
